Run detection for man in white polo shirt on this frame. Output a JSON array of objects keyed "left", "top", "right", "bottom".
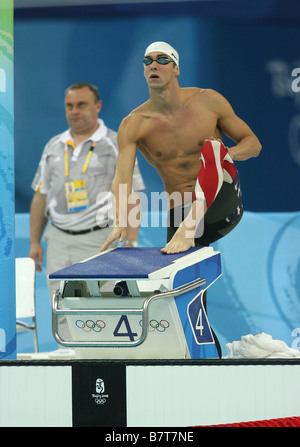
[{"left": 29, "top": 82, "right": 145, "bottom": 350}]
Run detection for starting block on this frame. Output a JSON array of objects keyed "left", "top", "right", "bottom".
[{"left": 49, "top": 247, "right": 222, "bottom": 359}]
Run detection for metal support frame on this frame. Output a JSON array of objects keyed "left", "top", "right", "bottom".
[
  {"left": 16, "top": 318, "right": 38, "bottom": 352},
  {"left": 52, "top": 277, "right": 206, "bottom": 348}
]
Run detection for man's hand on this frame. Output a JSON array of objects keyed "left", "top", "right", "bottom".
[
  {"left": 29, "top": 242, "right": 44, "bottom": 272},
  {"left": 100, "top": 226, "right": 127, "bottom": 252}
]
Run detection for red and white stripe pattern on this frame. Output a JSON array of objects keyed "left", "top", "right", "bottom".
[{"left": 194, "top": 140, "right": 237, "bottom": 208}]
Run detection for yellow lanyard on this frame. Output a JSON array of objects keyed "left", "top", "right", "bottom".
[
  {"left": 64, "top": 140, "right": 96, "bottom": 178},
  {"left": 82, "top": 142, "right": 96, "bottom": 173}
]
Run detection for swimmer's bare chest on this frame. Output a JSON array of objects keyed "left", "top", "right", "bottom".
[{"left": 137, "top": 106, "right": 221, "bottom": 196}]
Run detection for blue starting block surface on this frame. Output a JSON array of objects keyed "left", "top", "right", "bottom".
[{"left": 49, "top": 247, "right": 203, "bottom": 280}]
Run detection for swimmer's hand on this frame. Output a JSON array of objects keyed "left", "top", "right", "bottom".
[
  {"left": 205, "top": 136, "right": 229, "bottom": 151},
  {"left": 161, "top": 226, "right": 195, "bottom": 254},
  {"left": 100, "top": 226, "right": 127, "bottom": 252}
]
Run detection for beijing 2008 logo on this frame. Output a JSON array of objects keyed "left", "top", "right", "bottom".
[{"left": 91, "top": 378, "right": 109, "bottom": 405}]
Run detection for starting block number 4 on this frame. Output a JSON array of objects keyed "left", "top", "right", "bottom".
[
  {"left": 187, "top": 292, "right": 214, "bottom": 344},
  {"left": 113, "top": 315, "right": 138, "bottom": 341},
  {"left": 196, "top": 309, "right": 204, "bottom": 336}
]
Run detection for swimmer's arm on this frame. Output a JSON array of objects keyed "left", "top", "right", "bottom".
[
  {"left": 100, "top": 118, "right": 138, "bottom": 251},
  {"left": 209, "top": 90, "right": 262, "bottom": 161},
  {"left": 112, "top": 118, "right": 139, "bottom": 224},
  {"left": 125, "top": 191, "right": 141, "bottom": 244}
]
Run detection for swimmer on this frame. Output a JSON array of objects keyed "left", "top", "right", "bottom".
[{"left": 100, "top": 41, "right": 261, "bottom": 254}]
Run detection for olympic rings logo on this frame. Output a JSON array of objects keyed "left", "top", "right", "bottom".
[
  {"left": 95, "top": 397, "right": 107, "bottom": 405},
  {"left": 139, "top": 319, "right": 170, "bottom": 332},
  {"left": 75, "top": 319, "right": 106, "bottom": 332}
]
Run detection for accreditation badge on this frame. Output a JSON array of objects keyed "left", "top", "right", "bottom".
[{"left": 64, "top": 179, "right": 89, "bottom": 212}]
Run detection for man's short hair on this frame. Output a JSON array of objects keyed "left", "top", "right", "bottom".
[{"left": 65, "top": 82, "right": 100, "bottom": 103}]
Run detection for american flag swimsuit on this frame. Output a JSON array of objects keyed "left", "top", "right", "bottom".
[{"left": 167, "top": 140, "right": 243, "bottom": 246}]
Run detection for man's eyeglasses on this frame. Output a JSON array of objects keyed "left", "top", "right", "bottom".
[{"left": 143, "top": 56, "right": 174, "bottom": 66}]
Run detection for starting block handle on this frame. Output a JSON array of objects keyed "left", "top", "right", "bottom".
[{"left": 52, "top": 276, "right": 206, "bottom": 348}]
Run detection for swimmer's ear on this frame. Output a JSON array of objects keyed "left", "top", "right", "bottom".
[{"left": 175, "top": 65, "right": 180, "bottom": 77}]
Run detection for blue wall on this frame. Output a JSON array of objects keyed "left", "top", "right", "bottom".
[{"left": 14, "top": 1, "right": 300, "bottom": 213}]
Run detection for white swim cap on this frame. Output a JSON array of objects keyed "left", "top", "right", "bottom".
[{"left": 144, "top": 41, "right": 179, "bottom": 67}]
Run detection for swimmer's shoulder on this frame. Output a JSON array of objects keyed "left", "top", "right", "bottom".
[
  {"left": 186, "top": 87, "right": 231, "bottom": 113},
  {"left": 180, "top": 87, "right": 224, "bottom": 107},
  {"left": 119, "top": 102, "right": 152, "bottom": 132},
  {"left": 183, "top": 87, "right": 223, "bottom": 100},
  {"left": 118, "top": 102, "right": 151, "bottom": 142},
  {"left": 196, "top": 87, "right": 229, "bottom": 104}
]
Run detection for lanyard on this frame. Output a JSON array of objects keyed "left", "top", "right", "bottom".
[{"left": 64, "top": 140, "right": 96, "bottom": 178}]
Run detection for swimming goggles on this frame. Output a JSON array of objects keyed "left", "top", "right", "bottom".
[{"left": 143, "top": 56, "right": 174, "bottom": 66}]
